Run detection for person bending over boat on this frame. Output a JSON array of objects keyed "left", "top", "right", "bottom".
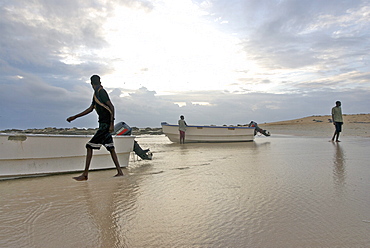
[{"left": 66, "top": 75, "right": 124, "bottom": 181}]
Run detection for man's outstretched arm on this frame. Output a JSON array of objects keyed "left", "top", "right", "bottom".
[{"left": 67, "top": 104, "right": 94, "bottom": 122}]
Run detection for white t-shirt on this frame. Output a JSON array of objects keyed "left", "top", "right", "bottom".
[
  {"left": 178, "top": 119, "right": 187, "bottom": 131},
  {"left": 332, "top": 106, "right": 343, "bottom": 122}
]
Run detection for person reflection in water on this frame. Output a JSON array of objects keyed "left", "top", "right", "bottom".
[
  {"left": 332, "top": 142, "right": 346, "bottom": 187},
  {"left": 66, "top": 75, "right": 124, "bottom": 181}
]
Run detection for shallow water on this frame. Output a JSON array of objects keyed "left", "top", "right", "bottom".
[{"left": 1, "top": 135, "right": 370, "bottom": 248}]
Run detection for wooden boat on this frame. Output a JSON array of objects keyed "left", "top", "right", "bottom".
[
  {"left": 0, "top": 133, "right": 135, "bottom": 179},
  {"left": 161, "top": 122, "right": 255, "bottom": 143}
]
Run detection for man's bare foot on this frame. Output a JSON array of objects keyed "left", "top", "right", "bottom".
[
  {"left": 73, "top": 175, "right": 88, "bottom": 181},
  {"left": 114, "top": 173, "right": 124, "bottom": 177},
  {"left": 336, "top": 140, "right": 341, "bottom": 142}
]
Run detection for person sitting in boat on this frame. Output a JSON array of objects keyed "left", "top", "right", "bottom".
[{"left": 66, "top": 75, "right": 124, "bottom": 181}]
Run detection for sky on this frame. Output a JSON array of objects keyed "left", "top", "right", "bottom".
[{"left": 1, "top": 0, "right": 370, "bottom": 129}]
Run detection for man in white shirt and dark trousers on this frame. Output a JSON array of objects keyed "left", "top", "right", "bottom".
[{"left": 331, "top": 101, "right": 343, "bottom": 142}]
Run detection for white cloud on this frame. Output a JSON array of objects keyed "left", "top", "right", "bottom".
[
  {"left": 0, "top": 0, "right": 369, "bottom": 130},
  {"left": 94, "top": 0, "right": 253, "bottom": 93}
]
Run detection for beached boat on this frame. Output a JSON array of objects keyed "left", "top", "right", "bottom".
[
  {"left": 161, "top": 122, "right": 255, "bottom": 143},
  {"left": 0, "top": 133, "right": 135, "bottom": 179}
]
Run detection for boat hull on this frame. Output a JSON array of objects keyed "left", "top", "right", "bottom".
[
  {"left": 0, "top": 133, "right": 135, "bottom": 179},
  {"left": 161, "top": 122, "right": 255, "bottom": 143}
]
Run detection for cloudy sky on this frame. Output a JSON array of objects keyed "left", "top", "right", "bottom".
[{"left": 1, "top": 0, "right": 370, "bottom": 129}]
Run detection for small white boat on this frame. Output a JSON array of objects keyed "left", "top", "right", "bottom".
[
  {"left": 0, "top": 133, "right": 135, "bottom": 179},
  {"left": 161, "top": 122, "right": 255, "bottom": 143}
]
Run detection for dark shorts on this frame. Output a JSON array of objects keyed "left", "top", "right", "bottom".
[
  {"left": 334, "top": 122, "right": 343, "bottom": 132},
  {"left": 86, "top": 123, "right": 114, "bottom": 151},
  {"left": 179, "top": 130, "right": 185, "bottom": 139}
]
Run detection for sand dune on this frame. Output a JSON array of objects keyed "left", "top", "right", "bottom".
[{"left": 260, "top": 113, "right": 370, "bottom": 137}]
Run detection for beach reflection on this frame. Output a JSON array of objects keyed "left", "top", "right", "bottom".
[
  {"left": 1, "top": 135, "right": 370, "bottom": 248},
  {"left": 79, "top": 178, "right": 139, "bottom": 247},
  {"left": 332, "top": 142, "right": 346, "bottom": 187}
]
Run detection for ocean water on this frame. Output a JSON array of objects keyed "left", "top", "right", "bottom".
[{"left": 0, "top": 134, "right": 370, "bottom": 248}]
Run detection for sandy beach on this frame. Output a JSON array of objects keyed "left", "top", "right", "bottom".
[
  {"left": 260, "top": 113, "right": 370, "bottom": 138},
  {"left": 0, "top": 115, "right": 369, "bottom": 248}
]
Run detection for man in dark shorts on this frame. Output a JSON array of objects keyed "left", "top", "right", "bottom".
[{"left": 67, "top": 75, "right": 124, "bottom": 180}]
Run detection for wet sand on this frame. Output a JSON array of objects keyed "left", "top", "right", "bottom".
[{"left": 1, "top": 129, "right": 370, "bottom": 247}]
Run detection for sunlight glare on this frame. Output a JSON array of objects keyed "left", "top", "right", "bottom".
[{"left": 99, "top": 1, "right": 256, "bottom": 94}]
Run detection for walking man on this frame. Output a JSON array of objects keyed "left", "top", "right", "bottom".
[
  {"left": 331, "top": 101, "right": 343, "bottom": 142},
  {"left": 67, "top": 75, "right": 124, "bottom": 180}
]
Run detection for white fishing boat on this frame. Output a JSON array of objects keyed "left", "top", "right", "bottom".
[
  {"left": 161, "top": 122, "right": 256, "bottom": 143},
  {"left": 0, "top": 133, "right": 135, "bottom": 179}
]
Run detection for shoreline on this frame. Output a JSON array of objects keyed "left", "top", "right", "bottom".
[
  {"left": 0, "top": 126, "right": 163, "bottom": 136},
  {"left": 1, "top": 113, "right": 369, "bottom": 137}
]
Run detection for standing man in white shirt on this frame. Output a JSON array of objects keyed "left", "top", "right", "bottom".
[
  {"left": 178, "top": 115, "right": 187, "bottom": 144},
  {"left": 331, "top": 101, "right": 343, "bottom": 142}
]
